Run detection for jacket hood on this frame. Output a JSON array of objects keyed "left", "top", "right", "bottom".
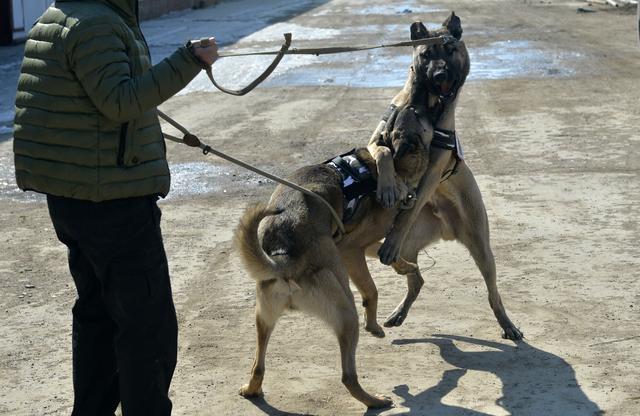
[{"left": 56, "top": 0, "right": 138, "bottom": 25}]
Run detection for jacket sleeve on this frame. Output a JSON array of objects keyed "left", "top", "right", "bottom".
[{"left": 66, "top": 20, "right": 203, "bottom": 122}]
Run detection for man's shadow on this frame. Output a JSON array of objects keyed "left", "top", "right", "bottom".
[{"left": 375, "top": 335, "right": 602, "bottom": 416}]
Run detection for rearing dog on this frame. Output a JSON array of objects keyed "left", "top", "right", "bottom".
[{"left": 366, "top": 13, "right": 523, "bottom": 340}]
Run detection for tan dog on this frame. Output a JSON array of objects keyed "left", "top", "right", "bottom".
[
  {"left": 235, "top": 142, "right": 427, "bottom": 408},
  {"left": 368, "top": 13, "right": 523, "bottom": 340}
]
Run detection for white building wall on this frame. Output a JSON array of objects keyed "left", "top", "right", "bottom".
[{"left": 11, "top": 0, "right": 52, "bottom": 42}]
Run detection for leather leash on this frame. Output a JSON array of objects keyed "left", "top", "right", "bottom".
[
  {"left": 194, "top": 33, "right": 450, "bottom": 96},
  {"left": 200, "top": 34, "right": 292, "bottom": 96},
  {"left": 158, "top": 33, "right": 451, "bottom": 237},
  {"left": 157, "top": 109, "right": 347, "bottom": 238}
]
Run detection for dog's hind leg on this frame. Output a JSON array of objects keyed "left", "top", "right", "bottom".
[
  {"left": 447, "top": 165, "right": 523, "bottom": 340},
  {"left": 366, "top": 211, "right": 441, "bottom": 327},
  {"left": 240, "top": 281, "right": 288, "bottom": 398},
  {"left": 387, "top": 212, "right": 441, "bottom": 327},
  {"left": 293, "top": 266, "right": 392, "bottom": 408},
  {"left": 341, "top": 248, "right": 385, "bottom": 338}
]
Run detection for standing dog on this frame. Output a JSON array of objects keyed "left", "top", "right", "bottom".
[{"left": 234, "top": 143, "right": 425, "bottom": 408}]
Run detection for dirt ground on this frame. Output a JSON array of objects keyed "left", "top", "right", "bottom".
[{"left": 1, "top": 0, "right": 639, "bottom": 415}]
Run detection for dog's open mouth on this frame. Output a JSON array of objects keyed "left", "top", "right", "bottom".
[{"left": 436, "top": 79, "right": 457, "bottom": 97}]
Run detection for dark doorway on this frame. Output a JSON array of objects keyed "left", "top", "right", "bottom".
[{"left": 0, "top": 0, "right": 12, "bottom": 45}]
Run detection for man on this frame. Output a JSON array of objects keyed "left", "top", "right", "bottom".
[{"left": 13, "top": 0, "right": 218, "bottom": 414}]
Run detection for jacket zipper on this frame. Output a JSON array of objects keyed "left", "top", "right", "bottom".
[
  {"left": 117, "top": 122, "right": 128, "bottom": 166},
  {"left": 135, "top": 1, "right": 152, "bottom": 60}
]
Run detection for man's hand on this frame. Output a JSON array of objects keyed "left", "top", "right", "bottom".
[{"left": 191, "top": 37, "right": 219, "bottom": 66}]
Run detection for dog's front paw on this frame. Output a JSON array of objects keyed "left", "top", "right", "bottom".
[
  {"left": 384, "top": 308, "right": 407, "bottom": 328},
  {"left": 365, "top": 322, "right": 386, "bottom": 338},
  {"left": 502, "top": 325, "right": 524, "bottom": 341},
  {"left": 378, "top": 236, "right": 402, "bottom": 265},
  {"left": 239, "top": 384, "right": 263, "bottom": 398},
  {"left": 367, "top": 395, "right": 394, "bottom": 409},
  {"left": 376, "top": 180, "right": 400, "bottom": 209}
]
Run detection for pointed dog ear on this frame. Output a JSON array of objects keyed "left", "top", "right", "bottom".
[
  {"left": 443, "top": 11, "right": 463, "bottom": 40},
  {"left": 410, "top": 21, "right": 429, "bottom": 40}
]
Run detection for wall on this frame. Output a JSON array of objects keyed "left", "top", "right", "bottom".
[
  {"left": 0, "top": 0, "right": 223, "bottom": 44},
  {"left": 138, "top": 0, "right": 223, "bottom": 21}
]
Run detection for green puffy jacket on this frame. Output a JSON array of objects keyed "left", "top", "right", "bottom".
[{"left": 13, "top": 0, "right": 203, "bottom": 201}]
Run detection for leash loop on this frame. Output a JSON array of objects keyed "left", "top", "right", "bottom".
[{"left": 205, "top": 33, "right": 292, "bottom": 96}]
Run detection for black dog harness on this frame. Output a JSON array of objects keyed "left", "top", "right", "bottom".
[
  {"left": 432, "top": 127, "right": 464, "bottom": 181},
  {"left": 325, "top": 150, "right": 376, "bottom": 223}
]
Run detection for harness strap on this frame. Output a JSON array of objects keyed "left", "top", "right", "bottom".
[
  {"left": 327, "top": 152, "right": 376, "bottom": 223},
  {"left": 431, "top": 128, "right": 457, "bottom": 151},
  {"left": 381, "top": 104, "right": 400, "bottom": 149},
  {"left": 330, "top": 155, "right": 376, "bottom": 202},
  {"left": 381, "top": 103, "right": 398, "bottom": 123},
  {"left": 432, "top": 128, "right": 463, "bottom": 182}
]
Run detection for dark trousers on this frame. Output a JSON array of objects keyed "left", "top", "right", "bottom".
[{"left": 47, "top": 195, "right": 177, "bottom": 416}]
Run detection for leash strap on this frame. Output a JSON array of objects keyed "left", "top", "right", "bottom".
[
  {"left": 217, "top": 36, "right": 448, "bottom": 58},
  {"left": 193, "top": 34, "right": 449, "bottom": 96},
  {"left": 157, "top": 109, "right": 346, "bottom": 238}
]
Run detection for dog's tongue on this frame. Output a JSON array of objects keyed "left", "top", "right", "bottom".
[{"left": 440, "top": 81, "right": 451, "bottom": 95}]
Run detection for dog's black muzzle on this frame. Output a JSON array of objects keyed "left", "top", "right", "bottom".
[{"left": 432, "top": 70, "right": 448, "bottom": 84}]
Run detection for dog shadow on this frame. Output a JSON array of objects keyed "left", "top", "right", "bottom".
[
  {"left": 371, "top": 335, "right": 603, "bottom": 416},
  {"left": 245, "top": 395, "right": 314, "bottom": 416}
]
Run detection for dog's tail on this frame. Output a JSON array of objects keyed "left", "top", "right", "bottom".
[{"left": 234, "top": 203, "right": 283, "bottom": 282}]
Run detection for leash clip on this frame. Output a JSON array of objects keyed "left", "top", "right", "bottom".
[
  {"left": 400, "top": 191, "right": 416, "bottom": 210},
  {"left": 441, "top": 34, "right": 458, "bottom": 46}
]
